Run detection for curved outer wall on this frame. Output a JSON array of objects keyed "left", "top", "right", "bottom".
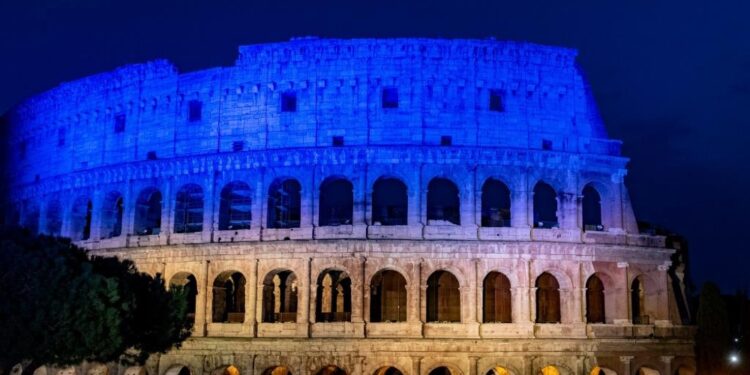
[{"left": 2, "top": 39, "right": 693, "bottom": 375}]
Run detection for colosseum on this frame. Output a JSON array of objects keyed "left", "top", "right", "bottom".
[{"left": 2, "top": 38, "right": 695, "bottom": 375}]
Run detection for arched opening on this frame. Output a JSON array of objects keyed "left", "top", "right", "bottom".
[
  {"left": 212, "top": 271, "right": 246, "bottom": 323},
  {"left": 219, "top": 181, "right": 252, "bottom": 230},
  {"left": 262, "top": 367, "right": 291, "bottom": 375},
  {"left": 164, "top": 367, "right": 191, "bottom": 375},
  {"left": 533, "top": 182, "right": 558, "bottom": 228},
  {"left": 46, "top": 200, "right": 62, "bottom": 236},
  {"left": 22, "top": 201, "right": 39, "bottom": 234},
  {"left": 370, "top": 269, "right": 407, "bottom": 322},
  {"left": 538, "top": 366, "right": 560, "bottom": 375},
  {"left": 536, "top": 273, "right": 561, "bottom": 323},
  {"left": 636, "top": 368, "right": 660, "bottom": 375},
  {"left": 71, "top": 196, "right": 93, "bottom": 241},
  {"left": 373, "top": 367, "right": 403, "bottom": 375},
  {"left": 586, "top": 275, "right": 606, "bottom": 323},
  {"left": 319, "top": 178, "right": 353, "bottom": 226},
  {"left": 211, "top": 366, "right": 240, "bottom": 375},
  {"left": 485, "top": 367, "right": 510, "bottom": 375},
  {"left": 483, "top": 272, "right": 512, "bottom": 323},
  {"left": 315, "top": 269, "right": 352, "bottom": 322},
  {"left": 631, "top": 276, "right": 647, "bottom": 324},
  {"left": 426, "top": 270, "right": 460, "bottom": 322},
  {"left": 315, "top": 366, "right": 346, "bottom": 375},
  {"left": 673, "top": 366, "right": 695, "bottom": 375},
  {"left": 170, "top": 273, "right": 198, "bottom": 323},
  {"left": 267, "top": 179, "right": 301, "bottom": 229},
  {"left": 582, "top": 184, "right": 603, "bottom": 231},
  {"left": 134, "top": 187, "right": 162, "bottom": 235},
  {"left": 101, "top": 191, "right": 123, "bottom": 239},
  {"left": 481, "top": 179, "right": 511, "bottom": 227},
  {"left": 262, "top": 270, "right": 298, "bottom": 323},
  {"left": 372, "top": 177, "right": 407, "bottom": 225},
  {"left": 428, "top": 367, "right": 452, "bottom": 375},
  {"left": 427, "top": 178, "right": 460, "bottom": 225},
  {"left": 174, "top": 184, "right": 204, "bottom": 233}
]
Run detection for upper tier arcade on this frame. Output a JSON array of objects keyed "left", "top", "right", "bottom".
[
  {"left": 2, "top": 38, "right": 648, "bottom": 249},
  {"left": 5, "top": 38, "right": 616, "bottom": 185}
]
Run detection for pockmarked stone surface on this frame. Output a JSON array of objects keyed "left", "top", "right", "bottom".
[{"left": 2, "top": 38, "right": 695, "bottom": 375}]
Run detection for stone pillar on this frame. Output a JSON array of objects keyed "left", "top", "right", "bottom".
[
  {"left": 195, "top": 259, "right": 210, "bottom": 336},
  {"left": 468, "top": 356, "right": 479, "bottom": 375},
  {"left": 655, "top": 264, "right": 673, "bottom": 326},
  {"left": 300, "top": 173, "right": 314, "bottom": 229},
  {"left": 529, "top": 287, "right": 538, "bottom": 324},
  {"left": 660, "top": 356, "right": 674, "bottom": 375},
  {"left": 353, "top": 168, "right": 367, "bottom": 225},
  {"left": 162, "top": 179, "right": 174, "bottom": 237},
  {"left": 559, "top": 192, "right": 579, "bottom": 230},
  {"left": 301, "top": 258, "right": 312, "bottom": 328},
  {"left": 620, "top": 356, "right": 633, "bottom": 375},
  {"left": 87, "top": 191, "right": 101, "bottom": 240},
  {"left": 245, "top": 259, "right": 258, "bottom": 335},
  {"left": 617, "top": 262, "right": 632, "bottom": 325},
  {"left": 511, "top": 181, "right": 529, "bottom": 228},
  {"left": 573, "top": 287, "right": 585, "bottom": 324},
  {"left": 411, "top": 357, "right": 422, "bottom": 375}
]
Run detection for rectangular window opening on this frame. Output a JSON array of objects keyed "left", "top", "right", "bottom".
[
  {"left": 232, "top": 141, "right": 245, "bottom": 152},
  {"left": 281, "top": 92, "right": 297, "bottom": 112},
  {"left": 146, "top": 151, "right": 157, "bottom": 160},
  {"left": 188, "top": 100, "right": 202, "bottom": 122},
  {"left": 542, "top": 139, "right": 553, "bottom": 151},
  {"left": 114, "top": 114, "right": 126, "bottom": 133},
  {"left": 489, "top": 90, "right": 504, "bottom": 112},
  {"left": 382, "top": 87, "right": 399, "bottom": 109},
  {"left": 332, "top": 136, "right": 344, "bottom": 147},
  {"left": 440, "top": 135, "right": 452, "bottom": 146}
]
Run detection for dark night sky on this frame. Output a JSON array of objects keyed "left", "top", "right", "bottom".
[{"left": 2, "top": 0, "right": 749, "bottom": 293}]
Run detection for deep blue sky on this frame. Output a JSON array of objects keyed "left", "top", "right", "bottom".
[{"left": 2, "top": 0, "right": 748, "bottom": 293}]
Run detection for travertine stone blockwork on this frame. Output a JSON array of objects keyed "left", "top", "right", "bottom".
[{"left": 3, "top": 38, "right": 693, "bottom": 375}]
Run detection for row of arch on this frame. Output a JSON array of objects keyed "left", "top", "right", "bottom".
[
  {"left": 170, "top": 269, "right": 652, "bottom": 325},
  {"left": 18, "top": 362, "right": 696, "bottom": 375},
  {"left": 25, "top": 177, "right": 605, "bottom": 241}
]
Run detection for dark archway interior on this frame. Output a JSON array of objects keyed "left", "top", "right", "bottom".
[
  {"left": 533, "top": 182, "right": 558, "bottom": 228},
  {"left": 315, "top": 270, "right": 352, "bottom": 322},
  {"left": 586, "top": 275, "right": 605, "bottom": 323},
  {"left": 536, "top": 273, "right": 561, "bottom": 323},
  {"left": 135, "top": 188, "right": 162, "bottom": 235},
  {"left": 268, "top": 179, "right": 301, "bottom": 229},
  {"left": 212, "top": 272, "right": 246, "bottom": 323},
  {"left": 481, "top": 179, "right": 511, "bottom": 227},
  {"left": 427, "top": 178, "right": 460, "bottom": 225},
  {"left": 370, "top": 270, "right": 407, "bottom": 322},
  {"left": 582, "top": 185, "right": 603, "bottom": 231},
  {"left": 483, "top": 272, "right": 512, "bottom": 323},
  {"left": 426, "top": 270, "right": 461, "bottom": 322},
  {"left": 372, "top": 178, "right": 407, "bottom": 226},
  {"left": 319, "top": 178, "right": 353, "bottom": 226},
  {"left": 219, "top": 181, "right": 252, "bottom": 230},
  {"left": 262, "top": 270, "right": 298, "bottom": 323}
]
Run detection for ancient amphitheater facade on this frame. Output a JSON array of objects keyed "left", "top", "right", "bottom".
[{"left": 3, "top": 39, "right": 694, "bottom": 375}]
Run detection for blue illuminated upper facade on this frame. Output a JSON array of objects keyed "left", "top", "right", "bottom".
[{"left": 2, "top": 38, "right": 643, "bottom": 248}]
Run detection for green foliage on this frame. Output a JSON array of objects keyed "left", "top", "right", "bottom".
[
  {"left": 695, "top": 282, "right": 730, "bottom": 375},
  {"left": 0, "top": 228, "right": 191, "bottom": 372}
]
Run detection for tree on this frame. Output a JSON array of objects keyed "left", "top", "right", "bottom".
[
  {"left": 0, "top": 228, "right": 191, "bottom": 374},
  {"left": 696, "top": 282, "right": 730, "bottom": 375}
]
